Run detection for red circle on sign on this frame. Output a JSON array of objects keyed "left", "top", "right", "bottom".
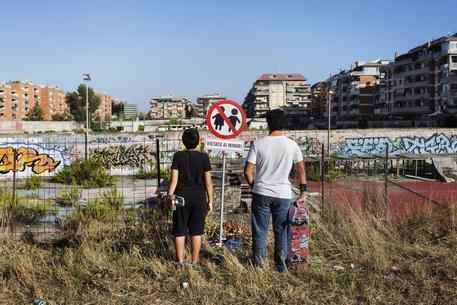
[{"left": 206, "top": 99, "right": 247, "bottom": 140}]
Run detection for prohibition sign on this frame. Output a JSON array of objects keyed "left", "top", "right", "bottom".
[{"left": 206, "top": 99, "right": 246, "bottom": 140}]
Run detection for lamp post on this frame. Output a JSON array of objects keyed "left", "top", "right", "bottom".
[
  {"left": 327, "top": 89, "right": 334, "bottom": 156},
  {"left": 82, "top": 73, "right": 91, "bottom": 160}
]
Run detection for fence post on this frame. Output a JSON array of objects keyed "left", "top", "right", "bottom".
[
  {"left": 156, "top": 138, "right": 161, "bottom": 189},
  {"left": 321, "top": 143, "right": 325, "bottom": 214},
  {"left": 12, "top": 148, "right": 17, "bottom": 206},
  {"left": 384, "top": 143, "right": 389, "bottom": 207}
]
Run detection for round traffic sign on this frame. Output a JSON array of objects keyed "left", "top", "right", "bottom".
[{"left": 206, "top": 99, "right": 246, "bottom": 140}]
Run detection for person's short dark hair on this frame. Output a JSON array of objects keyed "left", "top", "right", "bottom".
[
  {"left": 266, "top": 109, "right": 286, "bottom": 131},
  {"left": 182, "top": 128, "right": 200, "bottom": 149}
]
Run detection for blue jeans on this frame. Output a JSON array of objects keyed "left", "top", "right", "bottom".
[{"left": 251, "top": 193, "right": 291, "bottom": 272}]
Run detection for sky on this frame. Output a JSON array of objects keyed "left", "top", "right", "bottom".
[{"left": 1, "top": 0, "right": 456, "bottom": 112}]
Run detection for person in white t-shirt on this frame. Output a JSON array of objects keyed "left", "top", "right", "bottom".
[{"left": 244, "top": 109, "right": 307, "bottom": 272}]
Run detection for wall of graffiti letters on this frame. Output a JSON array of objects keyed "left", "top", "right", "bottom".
[{"left": 1, "top": 129, "right": 457, "bottom": 177}]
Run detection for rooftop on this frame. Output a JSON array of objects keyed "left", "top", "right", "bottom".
[{"left": 257, "top": 73, "right": 306, "bottom": 82}]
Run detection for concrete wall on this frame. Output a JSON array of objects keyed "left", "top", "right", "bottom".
[{"left": 0, "top": 121, "right": 84, "bottom": 133}]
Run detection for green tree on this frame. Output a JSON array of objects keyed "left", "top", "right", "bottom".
[
  {"left": 65, "top": 84, "right": 101, "bottom": 123},
  {"left": 24, "top": 103, "right": 44, "bottom": 121}
]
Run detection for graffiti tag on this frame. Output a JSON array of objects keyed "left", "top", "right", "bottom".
[
  {"left": 0, "top": 146, "right": 61, "bottom": 174},
  {"left": 337, "top": 133, "right": 457, "bottom": 157},
  {"left": 90, "top": 144, "right": 156, "bottom": 168}
]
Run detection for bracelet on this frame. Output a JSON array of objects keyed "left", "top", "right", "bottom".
[{"left": 299, "top": 184, "right": 307, "bottom": 192}]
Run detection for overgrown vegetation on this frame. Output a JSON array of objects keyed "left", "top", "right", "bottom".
[
  {"left": 58, "top": 183, "right": 81, "bottom": 206},
  {"left": 0, "top": 189, "right": 54, "bottom": 225},
  {"left": 135, "top": 161, "right": 170, "bottom": 180},
  {"left": 68, "top": 186, "right": 124, "bottom": 222},
  {"left": 52, "top": 159, "right": 116, "bottom": 188},
  {"left": 23, "top": 175, "right": 42, "bottom": 190},
  {"left": 0, "top": 189, "right": 456, "bottom": 304}
]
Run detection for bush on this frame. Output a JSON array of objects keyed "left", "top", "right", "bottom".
[
  {"left": 58, "top": 182, "right": 81, "bottom": 206},
  {"left": 69, "top": 186, "right": 124, "bottom": 221},
  {"left": 52, "top": 159, "right": 116, "bottom": 188},
  {"left": 24, "top": 175, "right": 42, "bottom": 190},
  {"left": 0, "top": 189, "right": 53, "bottom": 225}
]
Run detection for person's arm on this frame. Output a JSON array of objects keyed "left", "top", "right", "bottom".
[
  {"left": 244, "top": 141, "right": 256, "bottom": 189},
  {"left": 293, "top": 142, "right": 307, "bottom": 198},
  {"left": 204, "top": 171, "right": 213, "bottom": 212},
  {"left": 244, "top": 162, "right": 255, "bottom": 189},
  {"left": 168, "top": 169, "right": 179, "bottom": 198},
  {"left": 294, "top": 161, "right": 307, "bottom": 199}
]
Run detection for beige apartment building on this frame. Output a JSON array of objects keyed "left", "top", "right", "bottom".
[
  {"left": 95, "top": 92, "right": 113, "bottom": 121},
  {"left": 149, "top": 96, "right": 193, "bottom": 120},
  {"left": 243, "top": 74, "right": 312, "bottom": 120},
  {"left": 327, "top": 60, "right": 390, "bottom": 128},
  {"left": 376, "top": 33, "right": 457, "bottom": 121},
  {"left": 195, "top": 94, "right": 226, "bottom": 117},
  {"left": 0, "top": 80, "right": 68, "bottom": 121}
]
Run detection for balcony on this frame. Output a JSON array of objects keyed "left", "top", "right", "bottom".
[{"left": 392, "top": 106, "right": 432, "bottom": 115}]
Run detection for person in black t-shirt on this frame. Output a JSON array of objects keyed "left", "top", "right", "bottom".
[{"left": 168, "top": 128, "right": 213, "bottom": 265}]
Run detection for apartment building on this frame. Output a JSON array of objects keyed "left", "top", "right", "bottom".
[
  {"left": 149, "top": 96, "right": 193, "bottom": 120},
  {"left": 310, "top": 81, "right": 328, "bottom": 118},
  {"left": 195, "top": 94, "right": 226, "bottom": 117},
  {"left": 328, "top": 60, "right": 390, "bottom": 128},
  {"left": 0, "top": 80, "right": 68, "bottom": 121},
  {"left": 376, "top": 33, "right": 457, "bottom": 121},
  {"left": 95, "top": 92, "right": 112, "bottom": 121},
  {"left": 243, "top": 74, "right": 312, "bottom": 119}
]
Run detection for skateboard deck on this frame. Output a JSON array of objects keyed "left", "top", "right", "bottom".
[{"left": 287, "top": 198, "right": 310, "bottom": 264}]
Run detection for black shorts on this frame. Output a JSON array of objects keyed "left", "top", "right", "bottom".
[{"left": 172, "top": 190, "right": 207, "bottom": 237}]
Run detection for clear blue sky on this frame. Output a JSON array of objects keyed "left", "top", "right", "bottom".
[{"left": 1, "top": 0, "right": 456, "bottom": 112}]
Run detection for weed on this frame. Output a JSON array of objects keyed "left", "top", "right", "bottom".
[{"left": 23, "top": 175, "right": 42, "bottom": 190}]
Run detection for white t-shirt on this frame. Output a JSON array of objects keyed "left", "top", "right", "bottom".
[{"left": 246, "top": 135, "right": 303, "bottom": 199}]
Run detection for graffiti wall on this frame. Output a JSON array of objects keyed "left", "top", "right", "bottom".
[
  {"left": 0, "top": 143, "right": 68, "bottom": 178},
  {"left": 2, "top": 129, "right": 457, "bottom": 178},
  {"left": 336, "top": 133, "right": 457, "bottom": 157}
]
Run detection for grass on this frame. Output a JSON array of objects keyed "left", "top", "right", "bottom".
[
  {"left": 0, "top": 191, "right": 456, "bottom": 304},
  {"left": 0, "top": 189, "right": 54, "bottom": 225}
]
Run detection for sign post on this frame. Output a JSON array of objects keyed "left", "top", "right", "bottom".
[{"left": 205, "top": 99, "right": 246, "bottom": 246}]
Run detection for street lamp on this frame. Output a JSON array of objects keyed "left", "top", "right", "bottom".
[
  {"left": 82, "top": 73, "right": 91, "bottom": 160},
  {"left": 327, "top": 89, "right": 334, "bottom": 156}
]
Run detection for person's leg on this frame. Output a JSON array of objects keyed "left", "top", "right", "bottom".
[
  {"left": 251, "top": 193, "right": 272, "bottom": 267},
  {"left": 188, "top": 192, "right": 207, "bottom": 264},
  {"left": 175, "top": 236, "right": 186, "bottom": 263},
  {"left": 190, "top": 235, "right": 202, "bottom": 263},
  {"left": 271, "top": 198, "right": 291, "bottom": 272},
  {"left": 172, "top": 195, "right": 190, "bottom": 263}
]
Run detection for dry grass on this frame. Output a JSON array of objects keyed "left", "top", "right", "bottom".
[{"left": 1, "top": 194, "right": 457, "bottom": 305}]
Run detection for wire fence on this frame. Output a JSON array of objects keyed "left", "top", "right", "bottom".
[{"left": 1, "top": 132, "right": 456, "bottom": 239}]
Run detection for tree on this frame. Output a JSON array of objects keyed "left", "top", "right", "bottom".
[
  {"left": 24, "top": 103, "right": 44, "bottom": 121},
  {"left": 65, "top": 84, "right": 101, "bottom": 122},
  {"left": 52, "top": 112, "right": 71, "bottom": 121}
]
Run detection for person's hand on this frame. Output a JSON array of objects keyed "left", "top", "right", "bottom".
[
  {"left": 298, "top": 192, "right": 307, "bottom": 202},
  {"left": 208, "top": 201, "right": 213, "bottom": 213}
]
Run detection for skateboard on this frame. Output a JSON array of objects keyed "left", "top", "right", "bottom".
[{"left": 287, "top": 197, "right": 310, "bottom": 264}]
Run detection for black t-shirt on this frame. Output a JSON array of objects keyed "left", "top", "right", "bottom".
[{"left": 171, "top": 150, "right": 211, "bottom": 192}]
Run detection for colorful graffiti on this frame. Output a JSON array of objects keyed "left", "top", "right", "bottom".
[
  {"left": 90, "top": 144, "right": 156, "bottom": 168},
  {"left": 297, "top": 136, "right": 322, "bottom": 156},
  {"left": 0, "top": 146, "right": 61, "bottom": 174},
  {"left": 337, "top": 133, "right": 457, "bottom": 157}
]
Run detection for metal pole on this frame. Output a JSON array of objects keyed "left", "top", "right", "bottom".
[
  {"left": 327, "top": 92, "right": 331, "bottom": 156},
  {"left": 384, "top": 143, "right": 389, "bottom": 207},
  {"left": 219, "top": 152, "right": 226, "bottom": 246},
  {"left": 321, "top": 143, "right": 325, "bottom": 214},
  {"left": 12, "top": 148, "right": 17, "bottom": 206},
  {"left": 156, "top": 138, "right": 161, "bottom": 188},
  {"left": 85, "top": 81, "right": 89, "bottom": 160}
]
